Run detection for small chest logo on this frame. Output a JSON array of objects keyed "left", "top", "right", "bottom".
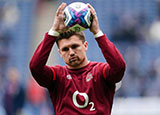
[
  {"left": 66, "top": 74, "right": 72, "bottom": 80},
  {"left": 86, "top": 73, "right": 93, "bottom": 82}
]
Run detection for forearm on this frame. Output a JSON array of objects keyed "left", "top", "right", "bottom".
[
  {"left": 29, "top": 32, "right": 57, "bottom": 87},
  {"left": 96, "top": 34, "right": 126, "bottom": 83}
]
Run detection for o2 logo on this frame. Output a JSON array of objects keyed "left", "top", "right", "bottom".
[{"left": 72, "top": 91, "right": 95, "bottom": 111}]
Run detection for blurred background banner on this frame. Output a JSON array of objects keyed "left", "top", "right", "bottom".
[{"left": 0, "top": 0, "right": 160, "bottom": 115}]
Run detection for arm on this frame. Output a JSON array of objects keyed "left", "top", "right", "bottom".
[
  {"left": 96, "top": 35, "right": 126, "bottom": 83},
  {"left": 88, "top": 4, "right": 126, "bottom": 83},
  {"left": 29, "top": 33, "right": 57, "bottom": 88},
  {"left": 29, "top": 3, "right": 67, "bottom": 88}
]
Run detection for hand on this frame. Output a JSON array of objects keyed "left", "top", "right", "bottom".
[
  {"left": 52, "top": 3, "right": 67, "bottom": 33},
  {"left": 88, "top": 4, "right": 101, "bottom": 35}
]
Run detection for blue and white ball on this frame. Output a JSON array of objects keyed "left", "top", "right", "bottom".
[{"left": 64, "top": 2, "right": 92, "bottom": 32}]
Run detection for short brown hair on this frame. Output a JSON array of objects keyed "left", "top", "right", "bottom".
[{"left": 56, "top": 31, "right": 86, "bottom": 48}]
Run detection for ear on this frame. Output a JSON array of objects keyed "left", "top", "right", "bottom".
[{"left": 84, "top": 41, "right": 88, "bottom": 51}]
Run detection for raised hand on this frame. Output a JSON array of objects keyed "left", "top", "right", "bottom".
[
  {"left": 52, "top": 3, "right": 67, "bottom": 33},
  {"left": 87, "top": 4, "right": 100, "bottom": 35}
]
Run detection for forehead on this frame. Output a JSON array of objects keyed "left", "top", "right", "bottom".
[{"left": 58, "top": 35, "right": 83, "bottom": 49}]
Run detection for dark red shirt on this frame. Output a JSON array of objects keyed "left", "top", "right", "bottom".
[{"left": 29, "top": 33, "right": 126, "bottom": 115}]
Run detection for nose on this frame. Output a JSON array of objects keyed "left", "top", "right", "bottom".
[{"left": 69, "top": 48, "right": 75, "bottom": 56}]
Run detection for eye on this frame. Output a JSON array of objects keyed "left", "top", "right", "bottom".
[
  {"left": 62, "top": 47, "right": 69, "bottom": 52},
  {"left": 71, "top": 44, "right": 79, "bottom": 49}
]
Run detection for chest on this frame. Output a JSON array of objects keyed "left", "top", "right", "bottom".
[
  {"left": 52, "top": 69, "right": 114, "bottom": 114},
  {"left": 59, "top": 71, "right": 99, "bottom": 92}
]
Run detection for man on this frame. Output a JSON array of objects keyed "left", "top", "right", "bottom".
[{"left": 29, "top": 2, "right": 126, "bottom": 115}]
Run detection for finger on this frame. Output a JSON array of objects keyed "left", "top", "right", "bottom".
[
  {"left": 87, "top": 3, "right": 96, "bottom": 16},
  {"left": 56, "top": 2, "right": 67, "bottom": 16},
  {"left": 56, "top": 3, "right": 66, "bottom": 15}
]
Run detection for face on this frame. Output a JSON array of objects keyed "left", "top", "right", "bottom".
[{"left": 58, "top": 35, "right": 88, "bottom": 69}]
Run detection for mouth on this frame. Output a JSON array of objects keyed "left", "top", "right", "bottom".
[{"left": 69, "top": 56, "right": 79, "bottom": 62}]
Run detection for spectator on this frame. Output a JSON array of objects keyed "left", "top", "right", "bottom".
[{"left": 4, "top": 67, "right": 25, "bottom": 115}]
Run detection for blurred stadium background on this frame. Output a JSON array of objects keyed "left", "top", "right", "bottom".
[{"left": 0, "top": 0, "right": 160, "bottom": 114}]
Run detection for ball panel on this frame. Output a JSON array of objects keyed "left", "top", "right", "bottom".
[
  {"left": 84, "top": 9, "right": 92, "bottom": 27},
  {"left": 67, "top": 7, "right": 90, "bottom": 28},
  {"left": 69, "top": 24, "right": 86, "bottom": 32},
  {"left": 64, "top": 8, "right": 72, "bottom": 26},
  {"left": 68, "top": 2, "right": 87, "bottom": 12}
]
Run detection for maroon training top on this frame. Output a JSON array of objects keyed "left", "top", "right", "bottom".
[{"left": 29, "top": 33, "right": 126, "bottom": 115}]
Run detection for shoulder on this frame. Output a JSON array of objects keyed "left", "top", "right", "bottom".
[
  {"left": 90, "top": 61, "right": 107, "bottom": 69},
  {"left": 88, "top": 61, "right": 108, "bottom": 75},
  {"left": 50, "top": 65, "right": 67, "bottom": 76}
]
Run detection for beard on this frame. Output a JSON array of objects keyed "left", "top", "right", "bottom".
[{"left": 67, "top": 56, "right": 85, "bottom": 68}]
